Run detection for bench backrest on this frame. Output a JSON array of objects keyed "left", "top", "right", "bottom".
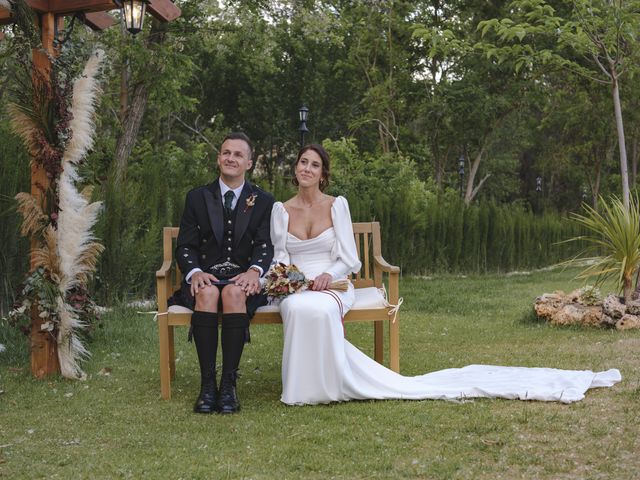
[{"left": 162, "top": 222, "right": 384, "bottom": 291}]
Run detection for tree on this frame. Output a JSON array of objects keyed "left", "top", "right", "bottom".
[
  {"left": 479, "top": 0, "right": 640, "bottom": 209},
  {"left": 414, "top": 0, "right": 531, "bottom": 204}
]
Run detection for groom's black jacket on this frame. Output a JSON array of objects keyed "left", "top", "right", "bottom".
[{"left": 176, "top": 179, "right": 274, "bottom": 283}]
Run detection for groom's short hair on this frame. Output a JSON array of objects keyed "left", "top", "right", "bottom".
[{"left": 222, "top": 132, "right": 253, "bottom": 159}]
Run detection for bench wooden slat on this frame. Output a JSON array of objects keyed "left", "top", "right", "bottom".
[
  {"left": 353, "top": 232, "right": 362, "bottom": 281},
  {"left": 156, "top": 222, "right": 400, "bottom": 399},
  {"left": 163, "top": 307, "right": 393, "bottom": 327},
  {"left": 363, "top": 232, "right": 370, "bottom": 280}
]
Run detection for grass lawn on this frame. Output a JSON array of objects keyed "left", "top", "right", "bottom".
[{"left": 1, "top": 268, "right": 638, "bottom": 479}]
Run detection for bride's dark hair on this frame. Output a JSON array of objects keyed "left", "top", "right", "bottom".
[{"left": 292, "top": 144, "right": 331, "bottom": 191}]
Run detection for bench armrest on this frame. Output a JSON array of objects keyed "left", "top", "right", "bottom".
[
  {"left": 156, "top": 260, "right": 173, "bottom": 278},
  {"left": 373, "top": 254, "right": 400, "bottom": 304},
  {"left": 156, "top": 260, "right": 175, "bottom": 312},
  {"left": 373, "top": 255, "right": 400, "bottom": 273}
]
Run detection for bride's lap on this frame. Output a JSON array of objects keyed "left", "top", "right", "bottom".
[
  {"left": 280, "top": 290, "right": 337, "bottom": 319},
  {"left": 279, "top": 288, "right": 354, "bottom": 323}
]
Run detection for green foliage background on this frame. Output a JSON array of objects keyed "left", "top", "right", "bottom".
[{"left": 2, "top": 0, "right": 632, "bottom": 310}]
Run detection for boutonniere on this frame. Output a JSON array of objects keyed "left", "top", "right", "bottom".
[{"left": 244, "top": 193, "right": 258, "bottom": 212}]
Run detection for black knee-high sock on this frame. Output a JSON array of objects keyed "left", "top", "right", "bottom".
[
  {"left": 191, "top": 311, "right": 218, "bottom": 384},
  {"left": 221, "top": 313, "right": 250, "bottom": 374}
]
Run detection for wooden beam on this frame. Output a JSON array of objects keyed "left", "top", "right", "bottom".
[
  {"left": 0, "top": 1, "right": 117, "bottom": 15},
  {"left": 24, "top": 0, "right": 49, "bottom": 13},
  {"left": 46, "top": 1, "right": 117, "bottom": 14},
  {"left": 1, "top": 0, "right": 181, "bottom": 25},
  {"left": 83, "top": 11, "right": 115, "bottom": 30},
  {"left": 148, "top": 0, "right": 181, "bottom": 22},
  {"left": 0, "top": 5, "right": 11, "bottom": 25}
]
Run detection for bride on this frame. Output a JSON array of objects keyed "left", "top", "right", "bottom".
[{"left": 269, "top": 144, "right": 621, "bottom": 405}]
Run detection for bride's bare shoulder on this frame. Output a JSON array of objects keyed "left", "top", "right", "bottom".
[{"left": 282, "top": 198, "right": 299, "bottom": 216}]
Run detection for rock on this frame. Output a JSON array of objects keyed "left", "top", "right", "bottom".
[
  {"left": 551, "top": 304, "right": 587, "bottom": 326},
  {"left": 534, "top": 292, "right": 566, "bottom": 320},
  {"left": 535, "top": 290, "right": 632, "bottom": 328},
  {"left": 602, "top": 294, "right": 626, "bottom": 319},
  {"left": 616, "top": 314, "right": 640, "bottom": 330},
  {"left": 600, "top": 314, "right": 617, "bottom": 327},
  {"left": 535, "top": 302, "right": 559, "bottom": 320},
  {"left": 546, "top": 303, "right": 603, "bottom": 327},
  {"left": 580, "top": 306, "right": 605, "bottom": 327},
  {"left": 625, "top": 299, "right": 640, "bottom": 315}
]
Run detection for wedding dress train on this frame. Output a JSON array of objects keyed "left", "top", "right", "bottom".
[{"left": 270, "top": 198, "right": 621, "bottom": 405}]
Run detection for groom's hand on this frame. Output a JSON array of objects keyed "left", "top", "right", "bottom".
[
  {"left": 231, "top": 269, "right": 261, "bottom": 296},
  {"left": 190, "top": 272, "right": 219, "bottom": 296}
]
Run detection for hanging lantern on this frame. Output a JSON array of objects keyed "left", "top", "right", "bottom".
[{"left": 119, "top": 0, "right": 149, "bottom": 35}]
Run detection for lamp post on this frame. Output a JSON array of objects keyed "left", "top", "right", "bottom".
[
  {"left": 298, "top": 106, "right": 309, "bottom": 149},
  {"left": 117, "top": 0, "right": 149, "bottom": 35},
  {"left": 535, "top": 176, "right": 543, "bottom": 214},
  {"left": 458, "top": 154, "right": 465, "bottom": 199}
]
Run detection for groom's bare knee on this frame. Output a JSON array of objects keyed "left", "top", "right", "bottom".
[
  {"left": 221, "top": 285, "right": 247, "bottom": 313},
  {"left": 195, "top": 285, "right": 219, "bottom": 312}
]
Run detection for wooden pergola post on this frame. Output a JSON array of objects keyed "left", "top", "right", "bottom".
[
  {"left": 29, "top": 11, "right": 63, "bottom": 377},
  {"left": 1, "top": 0, "right": 181, "bottom": 378}
]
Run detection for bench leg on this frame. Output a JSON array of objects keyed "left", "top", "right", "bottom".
[
  {"left": 389, "top": 314, "right": 400, "bottom": 373},
  {"left": 374, "top": 320, "right": 384, "bottom": 365},
  {"left": 168, "top": 325, "right": 176, "bottom": 380},
  {"left": 159, "top": 316, "right": 172, "bottom": 400}
]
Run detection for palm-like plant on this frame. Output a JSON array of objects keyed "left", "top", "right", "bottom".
[{"left": 563, "top": 195, "right": 640, "bottom": 303}]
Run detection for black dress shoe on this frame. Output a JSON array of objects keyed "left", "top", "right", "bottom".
[
  {"left": 193, "top": 381, "right": 218, "bottom": 414},
  {"left": 218, "top": 371, "right": 240, "bottom": 414}
]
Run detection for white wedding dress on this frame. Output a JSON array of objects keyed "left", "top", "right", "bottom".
[{"left": 270, "top": 198, "right": 621, "bottom": 405}]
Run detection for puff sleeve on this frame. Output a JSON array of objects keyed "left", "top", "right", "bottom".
[
  {"left": 325, "top": 196, "right": 362, "bottom": 279},
  {"left": 270, "top": 202, "right": 290, "bottom": 265}
]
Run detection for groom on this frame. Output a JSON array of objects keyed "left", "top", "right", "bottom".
[{"left": 176, "top": 132, "right": 274, "bottom": 414}]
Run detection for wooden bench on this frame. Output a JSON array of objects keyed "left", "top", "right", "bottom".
[{"left": 156, "top": 222, "right": 400, "bottom": 399}]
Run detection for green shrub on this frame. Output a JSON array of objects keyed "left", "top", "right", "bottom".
[{"left": 322, "top": 138, "right": 586, "bottom": 275}]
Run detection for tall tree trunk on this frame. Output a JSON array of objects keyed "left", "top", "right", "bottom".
[
  {"left": 119, "top": 62, "right": 129, "bottom": 122},
  {"left": 464, "top": 144, "right": 491, "bottom": 205},
  {"left": 112, "top": 82, "right": 149, "bottom": 186},
  {"left": 118, "top": 21, "right": 129, "bottom": 122},
  {"left": 111, "top": 19, "right": 167, "bottom": 187},
  {"left": 612, "top": 74, "right": 630, "bottom": 209}
]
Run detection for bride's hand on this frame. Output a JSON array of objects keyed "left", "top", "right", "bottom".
[{"left": 311, "top": 273, "right": 333, "bottom": 291}]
